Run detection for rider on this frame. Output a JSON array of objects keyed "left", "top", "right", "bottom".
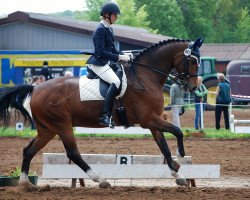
[{"left": 86, "top": 2, "right": 131, "bottom": 127}]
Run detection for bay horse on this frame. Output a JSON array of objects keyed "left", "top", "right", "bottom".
[{"left": 0, "top": 38, "right": 204, "bottom": 188}]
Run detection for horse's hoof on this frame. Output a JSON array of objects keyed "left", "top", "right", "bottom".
[
  {"left": 39, "top": 184, "right": 51, "bottom": 192},
  {"left": 178, "top": 147, "right": 185, "bottom": 157},
  {"left": 18, "top": 181, "right": 38, "bottom": 191},
  {"left": 171, "top": 160, "right": 180, "bottom": 172},
  {"left": 99, "top": 180, "right": 111, "bottom": 188},
  {"left": 176, "top": 178, "right": 189, "bottom": 186}
]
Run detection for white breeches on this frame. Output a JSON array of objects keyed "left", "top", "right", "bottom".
[{"left": 88, "top": 64, "right": 121, "bottom": 89}]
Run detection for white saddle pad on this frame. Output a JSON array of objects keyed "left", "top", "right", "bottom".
[{"left": 79, "top": 66, "right": 127, "bottom": 101}]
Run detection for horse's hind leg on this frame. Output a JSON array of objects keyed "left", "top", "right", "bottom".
[
  {"left": 58, "top": 128, "right": 111, "bottom": 188},
  {"left": 20, "top": 126, "right": 55, "bottom": 187},
  {"left": 150, "top": 129, "right": 188, "bottom": 186}
]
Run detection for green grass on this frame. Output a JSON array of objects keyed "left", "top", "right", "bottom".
[
  {"left": 0, "top": 127, "right": 37, "bottom": 138},
  {"left": 182, "top": 128, "right": 250, "bottom": 139},
  {"left": 0, "top": 127, "right": 249, "bottom": 139}
]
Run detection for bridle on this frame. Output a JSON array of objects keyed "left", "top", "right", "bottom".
[
  {"left": 129, "top": 41, "right": 201, "bottom": 88},
  {"left": 170, "top": 42, "right": 201, "bottom": 88}
]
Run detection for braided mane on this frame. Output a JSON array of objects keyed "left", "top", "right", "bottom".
[{"left": 134, "top": 39, "right": 190, "bottom": 61}]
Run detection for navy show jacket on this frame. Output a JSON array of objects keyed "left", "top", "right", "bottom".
[{"left": 86, "top": 23, "right": 120, "bottom": 66}]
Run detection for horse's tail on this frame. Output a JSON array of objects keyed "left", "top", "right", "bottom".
[{"left": 0, "top": 84, "right": 34, "bottom": 127}]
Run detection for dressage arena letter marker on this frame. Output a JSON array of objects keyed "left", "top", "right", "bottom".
[
  {"left": 120, "top": 157, "right": 128, "bottom": 164},
  {"left": 116, "top": 155, "right": 132, "bottom": 165}
]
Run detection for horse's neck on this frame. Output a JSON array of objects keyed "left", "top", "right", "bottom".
[
  {"left": 126, "top": 41, "right": 187, "bottom": 88},
  {"left": 125, "top": 60, "right": 168, "bottom": 90},
  {"left": 134, "top": 55, "right": 172, "bottom": 86},
  {"left": 136, "top": 42, "right": 186, "bottom": 84}
]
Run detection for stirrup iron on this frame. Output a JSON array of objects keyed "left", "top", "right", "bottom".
[{"left": 109, "top": 116, "right": 115, "bottom": 129}]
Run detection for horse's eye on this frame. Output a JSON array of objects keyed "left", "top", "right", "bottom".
[{"left": 191, "top": 60, "right": 197, "bottom": 64}]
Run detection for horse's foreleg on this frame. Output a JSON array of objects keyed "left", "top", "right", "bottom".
[
  {"left": 59, "top": 130, "right": 111, "bottom": 188},
  {"left": 164, "top": 125, "right": 185, "bottom": 157},
  {"left": 150, "top": 129, "right": 179, "bottom": 171},
  {"left": 153, "top": 117, "right": 185, "bottom": 157},
  {"left": 150, "top": 129, "right": 188, "bottom": 186}
]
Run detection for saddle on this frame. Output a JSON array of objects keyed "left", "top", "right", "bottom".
[{"left": 86, "top": 62, "right": 123, "bottom": 98}]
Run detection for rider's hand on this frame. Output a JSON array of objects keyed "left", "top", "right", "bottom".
[
  {"left": 123, "top": 52, "right": 133, "bottom": 60},
  {"left": 119, "top": 54, "right": 131, "bottom": 62}
]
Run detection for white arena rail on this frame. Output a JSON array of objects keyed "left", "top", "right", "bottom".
[
  {"left": 75, "top": 126, "right": 151, "bottom": 134},
  {"left": 42, "top": 153, "right": 220, "bottom": 188},
  {"left": 229, "top": 104, "right": 250, "bottom": 134}
]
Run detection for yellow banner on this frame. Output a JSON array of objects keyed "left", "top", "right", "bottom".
[{"left": 14, "top": 58, "right": 88, "bottom": 67}]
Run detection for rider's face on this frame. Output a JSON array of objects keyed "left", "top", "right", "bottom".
[{"left": 110, "top": 13, "right": 117, "bottom": 23}]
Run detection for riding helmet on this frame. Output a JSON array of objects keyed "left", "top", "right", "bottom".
[{"left": 100, "top": 2, "right": 121, "bottom": 16}]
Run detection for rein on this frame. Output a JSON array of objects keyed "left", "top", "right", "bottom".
[
  {"left": 128, "top": 43, "right": 200, "bottom": 89},
  {"left": 130, "top": 60, "right": 168, "bottom": 77},
  {"left": 127, "top": 60, "right": 170, "bottom": 90}
]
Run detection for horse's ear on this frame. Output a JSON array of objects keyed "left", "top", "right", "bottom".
[
  {"left": 192, "top": 37, "right": 201, "bottom": 49},
  {"left": 197, "top": 37, "right": 205, "bottom": 48},
  {"left": 192, "top": 37, "right": 205, "bottom": 49}
]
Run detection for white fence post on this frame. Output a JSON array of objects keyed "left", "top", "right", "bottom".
[{"left": 200, "top": 102, "right": 204, "bottom": 129}]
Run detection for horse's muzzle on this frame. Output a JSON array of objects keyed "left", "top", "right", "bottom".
[
  {"left": 189, "top": 86, "right": 198, "bottom": 93},
  {"left": 183, "top": 83, "right": 197, "bottom": 92}
]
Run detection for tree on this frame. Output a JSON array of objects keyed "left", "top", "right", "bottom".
[
  {"left": 176, "top": 0, "right": 250, "bottom": 43},
  {"left": 115, "top": 0, "right": 149, "bottom": 28},
  {"left": 195, "top": 0, "right": 217, "bottom": 42},
  {"left": 85, "top": 0, "right": 109, "bottom": 21},
  {"left": 176, "top": 0, "right": 216, "bottom": 41},
  {"left": 235, "top": 8, "right": 250, "bottom": 42},
  {"left": 53, "top": 10, "right": 75, "bottom": 18},
  {"left": 211, "top": 0, "right": 249, "bottom": 42},
  {"left": 57, "top": 0, "right": 249, "bottom": 43},
  {"left": 238, "top": 0, "right": 250, "bottom": 11},
  {"left": 134, "top": 0, "right": 188, "bottom": 38},
  {"left": 74, "top": 11, "right": 89, "bottom": 20},
  {"left": 84, "top": 0, "right": 150, "bottom": 29}
]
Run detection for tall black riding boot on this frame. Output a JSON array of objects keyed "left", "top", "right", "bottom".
[{"left": 99, "top": 83, "right": 118, "bottom": 128}]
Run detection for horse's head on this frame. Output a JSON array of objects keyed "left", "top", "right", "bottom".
[{"left": 172, "top": 37, "right": 205, "bottom": 92}]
